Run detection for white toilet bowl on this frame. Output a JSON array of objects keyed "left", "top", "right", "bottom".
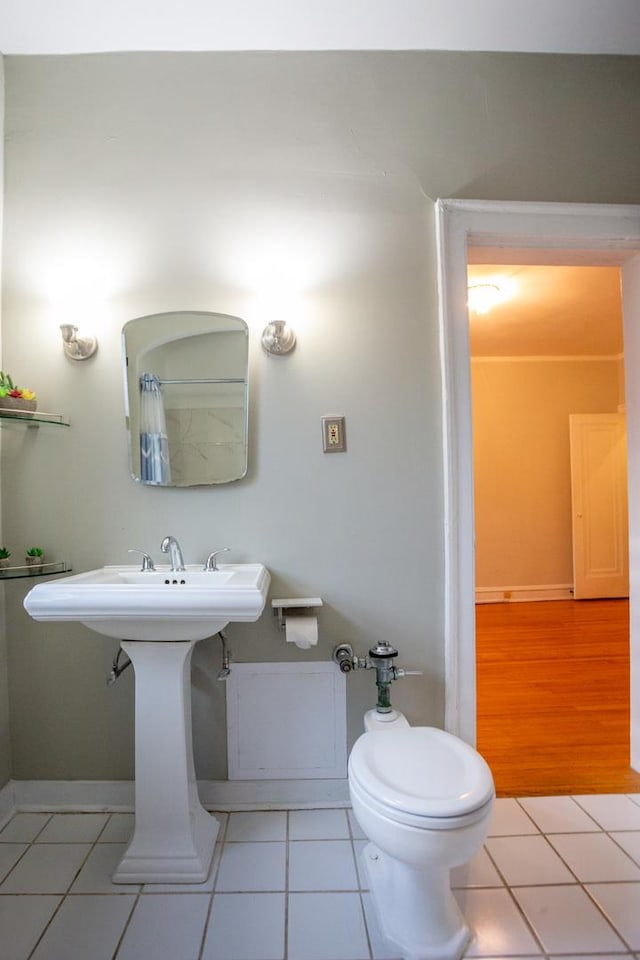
[{"left": 348, "top": 713, "right": 494, "bottom": 960}]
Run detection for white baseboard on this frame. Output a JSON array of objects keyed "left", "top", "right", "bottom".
[
  {"left": 6, "top": 778, "right": 350, "bottom": 814},
  {"left": 476, "top": 584, "right": 574, "bottom": 603},
  {"left": 11, "top": 780, "right": 135, "bottom": 812}
]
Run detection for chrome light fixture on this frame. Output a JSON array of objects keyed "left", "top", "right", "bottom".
[
  {"left": 60, "top": 324, "right": 98, "bottom": 361},
  {"left": 261, "top": 320, "right": 296, "bottom": 356}
]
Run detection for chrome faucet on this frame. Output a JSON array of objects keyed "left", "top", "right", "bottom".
[
  {"left": 160, "top": 535, "right": 186, "bottom": 572},
  {"left": 128, "top": 549, "right": 156, "bottom": 571},
  {"left": 203, "top": 547, "right": 230, "bottom": 571}
]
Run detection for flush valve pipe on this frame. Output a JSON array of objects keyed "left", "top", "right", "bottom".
[
  {"left": 368, "top": 641, "right": 399, "bottom": 714},
  {"left": 332, "top": 641, "right": 422, "bottom": 714}
]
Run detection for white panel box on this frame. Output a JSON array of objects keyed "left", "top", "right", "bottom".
[{"left": 226, "top": 662, "right": 347, "bottom": 780}]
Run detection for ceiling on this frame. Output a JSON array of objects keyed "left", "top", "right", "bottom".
[
  {"left": 1, "top": 0, "right": 639, "bottom": 55},
  {"left": 467, "top": 263, "right": 623, "bottom": 358}
]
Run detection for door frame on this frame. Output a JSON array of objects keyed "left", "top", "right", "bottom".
[{"left": 435, "top": 199, "right": 640, "bottom": 770}]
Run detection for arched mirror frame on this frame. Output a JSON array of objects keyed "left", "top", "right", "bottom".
[{"left": 122, "top": 311, "right": 249, "bottom": 487}]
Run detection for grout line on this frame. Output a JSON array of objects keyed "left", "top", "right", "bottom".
[
  {"left": 581, "top": 881, "right": 636, "bottom": 954},
  {"left": 110, "top": 887, "right": 140, "bottom": 959},
  {"left": 357, "top": 890, "right": 374, "bottom": 960},
  {"left": 95, "top": 811, "right": 114, "bottom": 844},
  {"left": 197, "top": 811, "right": 227, "bottom": 960},
  {"left": 488, "top": 826, "right": 637, "bottom": 956},
  {"left": 30, "top": 812, "right": 54, "bottom": 843},
  {"left": 0, "top": 842, "right": 33, "bottom": 885},
  {"left": 513, "top": 797, "right": 544, "bottom": 833},
  {"left": 0, "top": 804, "right": 638, "bottom": 959},
  {"left": 284, "top": 809, "right": 290, "bottom": 960},
  {"left": 26, "top": 893, "right": 66, "bottom": 960},
  {"left": 608, "top": 832, "right": 640, "bottom": 868},
  {"left": 25, "top": 830, "right": 100, "bottom": 960},
  {"left": 570, "top": 795, "right": 623, "bottom": 831},
  {"left": 197, "top": 883, "right": 215, "bottom": 960},
  {"left": 347, "top": 806, "right": 386, "bottom": 960},
  {"left": 481, "top": 842, "right": 549, "bottom": 956}
]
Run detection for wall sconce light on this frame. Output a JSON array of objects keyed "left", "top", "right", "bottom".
[
  {"left": 467, "top": 283, "right": 502, "bottom": 315},
  {"left": 261, "top": 320, "right": 296, "bottom": 356},
  {"left": 60, "top": 324, "right": 98, "bottom": 361}
]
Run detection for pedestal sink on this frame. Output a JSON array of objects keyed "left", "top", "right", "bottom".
[{"left": 24, "top": 562, "right": 270, "bottom": 883}]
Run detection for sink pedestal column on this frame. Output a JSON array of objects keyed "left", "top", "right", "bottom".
[{"left": 113, "top": 639, "right": 219, "bottom": 884}]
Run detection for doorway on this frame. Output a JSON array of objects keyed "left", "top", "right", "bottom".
[
  {"left": 435, "top": 200, "right": 640, "bottom": 774},
  {"left": 468, "top": 262, "right": 626, "bottom": 606},
  {"left": 467, "top": 259, "right": 634, "bottom": 792}
]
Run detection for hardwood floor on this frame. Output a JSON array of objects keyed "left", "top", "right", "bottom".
[{"left": 475, "top": 598, "right": 640, "bottom": 797}]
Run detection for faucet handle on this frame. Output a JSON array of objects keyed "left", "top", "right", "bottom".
[
  {"left": 203, "top": 548, "right": 230, "bottom": 571},
  {"left": 128, "top": 549, "right": 156, "bottom": 571}
]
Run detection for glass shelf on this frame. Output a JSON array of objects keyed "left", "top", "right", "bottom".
[
  {"left": 0, "top": 410, "right": 69, "bottom": 427},
  {"left": 0, "top": 561, "right": 71, "bottom": 580}
]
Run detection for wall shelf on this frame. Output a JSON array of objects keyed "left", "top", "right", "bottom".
[
  {"left": 0, "top": 561, "right": 72, "bottom": 581},
  {"left": 0, "top": 410, "right": 69, "bottom": 427}
]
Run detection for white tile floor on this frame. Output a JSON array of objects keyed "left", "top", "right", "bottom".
[{"left": 0, "top": 795, "right": 639, "bottom": 960}]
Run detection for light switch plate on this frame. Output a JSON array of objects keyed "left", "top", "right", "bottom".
[{"left": 322, "top": 416, "right": 347, "bottom": 453}]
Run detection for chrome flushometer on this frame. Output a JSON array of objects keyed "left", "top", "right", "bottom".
[
  {"left": 368, "top": 641, "right": 399, "bottom": 714},
  {"left": 332, "top": 640, "right": 422, "bottom": 714}
]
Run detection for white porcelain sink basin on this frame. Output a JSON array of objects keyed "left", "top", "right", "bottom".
[
  {"left": 24, "top": 563, "right": 271, "bottom": 641},
  {"left": 24, "top": 558, "right": 272, "bottom": 884}
]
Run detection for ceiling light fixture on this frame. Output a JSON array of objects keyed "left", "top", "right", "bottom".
[{"left": 467, "top": 283, "right": 502, "bottom": 315}]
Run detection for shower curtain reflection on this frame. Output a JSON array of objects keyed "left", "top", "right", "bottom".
[{"left": 139, "top": 373, "right": 171, "bottom": 484}]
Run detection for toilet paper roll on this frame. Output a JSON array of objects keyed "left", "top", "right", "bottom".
[{"left": 285, "top": 615, "right": 318, "bottom": 650}]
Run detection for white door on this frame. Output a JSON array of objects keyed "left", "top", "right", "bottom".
[{"left": 569, "top": 413, "right": 628, "bottom": 599}]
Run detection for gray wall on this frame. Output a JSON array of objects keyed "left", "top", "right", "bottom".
[{"left": 2, "top": 51, "right": 639, "bottom": 782}]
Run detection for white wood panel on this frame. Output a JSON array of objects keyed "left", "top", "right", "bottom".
[{"left": 226, "top": 662, "right": 346, "bottom": 780}]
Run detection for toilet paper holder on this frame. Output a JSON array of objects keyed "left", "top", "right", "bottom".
[{"left": 272, "top": 597, "right": 323, "bottom": 630}]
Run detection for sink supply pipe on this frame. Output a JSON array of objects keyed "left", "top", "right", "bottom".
[
  {"left": 217, "top": 630, "right": 231, "bottom": 680},
  {"left": 332, "top": 641, "right": 422, "bottom": 713},
  {"left": 107, "top": 630, "right": 232, "bottom": 686},
  {"left": 107, "top": 647, "right": 132, "bottom": 686}
]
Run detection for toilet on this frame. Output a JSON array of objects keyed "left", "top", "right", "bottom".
[{"left": 348, "top": 709, "right": 495, "bottom": 960}]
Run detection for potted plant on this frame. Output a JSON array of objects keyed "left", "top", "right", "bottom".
[
  {"left": 25, "top": 546, "right": 44, "bottom": 573},
  {"left": 0, "top": 547, "right": 11, "bottom": 569},
  {"left": 0, "top": 372, "right": 37, "bottom": 417}
]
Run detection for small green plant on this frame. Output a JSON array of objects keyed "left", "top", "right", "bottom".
[
  {"left": 0, "top": 547, "right": 11, "bottom": 560},
  {"left": 0, "top": 371, "right": 36, "bottom": 402},
  {"left": 25, "top": 547, "right": 43, "bottom": 557}
]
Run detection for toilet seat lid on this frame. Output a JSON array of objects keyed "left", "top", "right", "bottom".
[{"left": 349, "top": 727, "right": 494, "bottom": 819}]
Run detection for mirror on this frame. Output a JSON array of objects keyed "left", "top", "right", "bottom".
[{"left": 123, "top": 311, "right": 249, "bottom": 486}]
